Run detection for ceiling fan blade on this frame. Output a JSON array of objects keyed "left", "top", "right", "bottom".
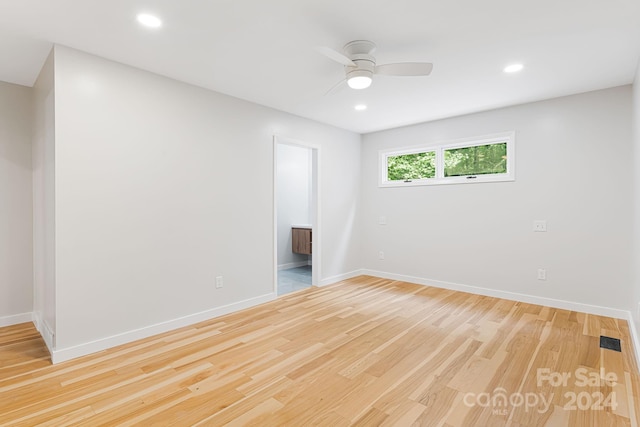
[
  {"left": 316, "top": 46, "right": 355, "bottom": 67},
  {"left": 324, "top": 78, "right": 347, "bottom": 96},
  {"left": 375, "top": 62, "right": 433, "bottom": 76}
]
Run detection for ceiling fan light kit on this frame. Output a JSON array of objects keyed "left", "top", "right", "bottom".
[
  {"left": 347, "top": 70, "right": 373, "bottom": 89},
  {"left": 319, "top": 39, "right": 433, "bottom": 92}
]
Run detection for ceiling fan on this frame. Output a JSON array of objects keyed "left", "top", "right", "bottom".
[{"left": 317, "top": 40, "right": 433, "bottom": 91}]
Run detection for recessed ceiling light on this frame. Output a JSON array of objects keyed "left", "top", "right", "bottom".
[
  {"left": 354, "top": 104, "right": 367, "bottom": 111},
  {"left": 136, "top": 13, "right": 162, "bottom": 28},
  {"left": 504, "top": 63, "right": 524, "bottom": 73}
]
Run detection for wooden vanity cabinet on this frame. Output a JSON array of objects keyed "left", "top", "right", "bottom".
[{"left": 292, "top": 227, "right": 312, "bottom": 255}]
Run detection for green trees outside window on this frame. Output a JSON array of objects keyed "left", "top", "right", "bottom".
[
  {"left": 444, "top": 142, "right": 507, "bottom": 177},
  {"left": 387, "top": 151, "right": 436, "bottom": 181}
]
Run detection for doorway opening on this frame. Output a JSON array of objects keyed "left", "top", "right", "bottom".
[{"left": 273, "top": 136, "right": 320, "bottom": 296}]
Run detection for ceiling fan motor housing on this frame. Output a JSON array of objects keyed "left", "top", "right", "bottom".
[
  {"left": 343, "top": 40, "right": 376, "bottom": 82},
  {"left": 346, "top": 58, "right": 375, "bottom": 80},
  {"left": 343, "top": 40, "right": 376, "bottom": 56}
]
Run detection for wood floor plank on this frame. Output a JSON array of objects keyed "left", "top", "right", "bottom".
[{"left": 1, "top": 276, "right": 639, "bottom": 426}]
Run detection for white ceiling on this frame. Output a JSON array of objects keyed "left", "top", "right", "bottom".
[{"left": 1, "top": 0, "right": 639, "bottom": 134}]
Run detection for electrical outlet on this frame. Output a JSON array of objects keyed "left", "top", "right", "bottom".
[
  {"left": 533, "top": 220, "right": 547, "bottom": 232},
  {"left": 378, "top": 251, "right": 385, "bottom": 260},
  {"left": 379, "top": 216, "right": 387, "bottom": 225},
  {"left": 537, "top": 269, "right": 546, "bottom": 280},
  {"left": 215, "top": 276, "right": 224, "bottom": 289}
]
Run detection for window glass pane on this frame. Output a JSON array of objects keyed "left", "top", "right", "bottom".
[
  {"left": 387, "top": 151, "right": 436, "bottom": 181},
  {"left": 444, "top": 142, "right": 507, "bottom": 177}
]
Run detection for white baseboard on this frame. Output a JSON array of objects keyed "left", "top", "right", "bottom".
[
  {"left": 319, "top": 269, "right": 364, "bottom": 287},
  {"left": 626, "top": 313, "right": 640, "bottom": 372},
  {"left": 19, "top": 269, "right": 640, "bottom": 372},
  {"left": 0, "top": 312, "right": 33, "bottom": 328},
  {"left": 51, "top": 292, "right": 276, "bottom": 364},
  {"left": 33, "top": 311, "right": 55, "bottom": 356},
  {"left": 362, "top": 269, "right": 630, "bottom": 319},
  {"left": 278, "top": 261, "right": 311, "bottom": 270}
]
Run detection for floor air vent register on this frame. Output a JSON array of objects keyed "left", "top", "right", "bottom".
[{"left": 599, "top": 335, "right": 622, "bottom": 352}]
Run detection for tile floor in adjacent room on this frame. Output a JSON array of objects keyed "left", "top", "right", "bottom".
[{"left": 277, "top": 265, "right": 312, "bottom": 295}]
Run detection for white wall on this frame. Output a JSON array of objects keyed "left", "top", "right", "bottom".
[
  {"left": 362, "top": 86, "right": 633, "bottom": 312},
  {"left": 277, "top": 143, "right": 311, "bottom": 268},
  {"left": 32, "top": 50, "right": 56, "bottom": 348},
  {"left": 51, "top": 46, "right": 361, "bottom": 359},
  {"left": 632, "top": 62, "right": 640, "bottom": 341},
  {"left": 0, "top": 81, "right": 33, "bottom": 326}
]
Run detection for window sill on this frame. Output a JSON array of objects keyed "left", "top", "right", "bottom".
[{"left": 379, "top": 173, "right": 515, "bottom": 188}]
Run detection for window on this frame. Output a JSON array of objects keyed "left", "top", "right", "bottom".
[
  {"left": 387, "top": 150, "right": 436, "bottom": 182},
  {"left": 379, "top": 132, "right": 514, "bottom": 187},
  {"left": 444, "top": 142, "right": 507, "bottom": 177}
]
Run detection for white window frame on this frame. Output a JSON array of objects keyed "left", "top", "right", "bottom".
[{"left": 379, "top": 131, "right": 515, "bottom": 187}]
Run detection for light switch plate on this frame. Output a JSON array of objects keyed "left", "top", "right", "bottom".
[{"left": 537, "top": 269, "right": 546, "bottom": 280}]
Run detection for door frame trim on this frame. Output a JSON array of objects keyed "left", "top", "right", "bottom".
[{"left": 273, "top": 135, "right": 321, "bottom": 293}]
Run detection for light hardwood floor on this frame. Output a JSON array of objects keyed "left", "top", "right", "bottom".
[{"left": 1, "top": 276, "right": 639, "bottom": 426}]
